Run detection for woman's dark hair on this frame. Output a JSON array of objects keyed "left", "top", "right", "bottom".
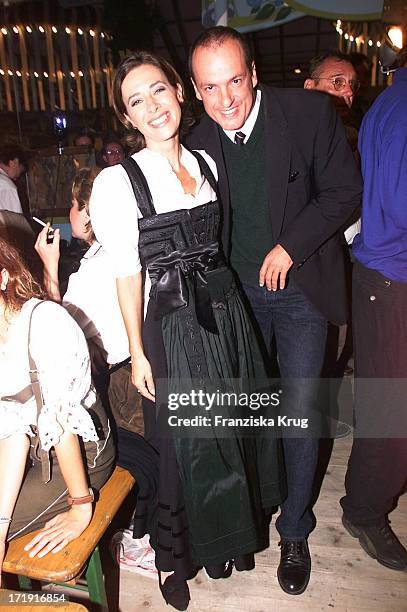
[
  {"left": 0, "top": 236, "right": 44, "bottom": 315},
  {"left": 112, "top": 51, "right": 194, "bottom": 152},
  {"left": 71, "top": 166, "right": 101, "bottom": 242}
]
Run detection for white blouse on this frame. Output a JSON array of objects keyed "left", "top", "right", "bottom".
[
  {"left": 89, "top": 146, "right": 218, "bottom": 289},
  {"left": 63, "top": 241, "right": 130, "bottom": 365},
  {"left": 0, "top": 298, "right": 99, "bottom": 451}
]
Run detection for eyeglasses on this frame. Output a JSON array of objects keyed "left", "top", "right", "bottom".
[
  {"left": 106, "top": 149, "right": 123, "bottom": 156},
  {"left": 313, "top": 76, "right": 360, "bottom": 93}
]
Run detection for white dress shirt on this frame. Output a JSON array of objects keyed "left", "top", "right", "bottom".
[
  {"left": 223, "top": 89, "right": 262, "bottom": 144},
  {"left": 63, "top": 241, "right": 130, "bottom": 365},
  {"left": 0, "top": 168, "right": 23, "bottom": 214},
  {"left": 90, "top": 146, "right": 218, "bottom": 312},
  {"left": 0, "top": 298, "right": 99, "bottom": 451}
]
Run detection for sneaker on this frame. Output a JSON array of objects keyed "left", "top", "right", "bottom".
[
  {"left": 110, "top": 529, "right": 158, "bottom": 579},
  {"left": 342, "top": 516, "right": 407, "bottom": 571}
]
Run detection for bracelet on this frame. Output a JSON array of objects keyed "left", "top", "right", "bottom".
[
  {"left": 0, "top": 517, "right": 12, "bottom": 525},
  {"left": 67, "top": 488, "right": 94, "bottom": 506}
]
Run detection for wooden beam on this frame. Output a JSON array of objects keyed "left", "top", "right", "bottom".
[
  {"left": 279, "top": 25, "right": 286, "bottom": 88},
  {"left": 171, "top": 0, "right": 190, "bottom": 60}
]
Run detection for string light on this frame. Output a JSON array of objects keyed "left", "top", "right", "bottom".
[
  {"left": 39, "top": 26, "right": 45, "bottom": 33},
  {"left": 52, "top": 26, "right": 57, "bottom": 33},
  {"left": 355, "top": 37, "right": 359, "bottom": 44},
  {"left": 70, "top": 71, "right": 75, "bottom": 77},
  {"left": 8, "top": 69, "right": 13, "bottom": 76},
  {"left": 34, "top": 71, "right": 39, "bottom": 78},
  {"left": 1, "top": 27, "right": 7, "bottom": 35},
  {"left": 0, "top": 69, "right": 4, "bottom": 75},
  {"left": 65, "top": 27, "right": 71, "bottom": 34},
  {"left": 349, "top": 35, "right": 354, "bottom": 42},
  {"left": 89, "top": 29, "right": 95, "bottom": 37},
  {"left": 368, "top": 39, "right": 373, "bottom": 46},
  {"left": 377, "top": 40, "right": 381, "bottom": 47},
  {"left": 338, "top": 28, "right": 343, "bottom": 35},
  {"left": 78, "top": 28, "right": 83, "bottom": 35},
  {"left": 13, "top": 26, "right": 19, "bottom": 34},
  {"left": 78, "top": 70, "right": 83, "bottom": 77},
  {"left": 101, "top": 32, "right": 105, "bottom": 38},
  {"left": 344, "top": 33, "right": 349, "bottom": 40},
  {"left": 26, "top": 26, "right": 32, "bottom": 33},
  {"left": 294, "top": 68, "right": 301, "bottom": 74},
  {"left": 16, "top": 70, "right": 21, "bottom": 76},
  {"left": 43, "top": 71, "right": 48, "bottom": 78}
]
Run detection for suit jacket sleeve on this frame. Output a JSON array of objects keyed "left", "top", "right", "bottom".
[{"left": 278, "top": 96, "right": 362, "bottom": 266}]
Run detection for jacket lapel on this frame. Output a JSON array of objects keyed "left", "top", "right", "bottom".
[{"left": 261, "top": 85, "right": 291, "bottom": 241}]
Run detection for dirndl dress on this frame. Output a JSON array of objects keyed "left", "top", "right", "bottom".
[{"left": 120, "top": 151, "right": 285, "bottom": 578}]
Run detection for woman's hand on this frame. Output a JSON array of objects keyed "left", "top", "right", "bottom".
[
  {"left": 131, "top": 353, "right": 155, "bottom": 401},
  {"left": 24, "top": 504, "right": 92, "bottom": 559},
  {"left": 34, "top": 224, "right": 61, "bottom": 270}
]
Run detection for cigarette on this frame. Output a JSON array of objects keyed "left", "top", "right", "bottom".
[{"left": 32, "top": 216, "right": 48, "bottom": 228}]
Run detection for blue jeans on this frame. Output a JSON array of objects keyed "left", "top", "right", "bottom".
[{"left": 242, "top": 280, "right": 327, "bottom": 539}]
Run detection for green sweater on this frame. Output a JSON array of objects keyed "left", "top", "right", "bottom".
[{"left": 220, "top": 105, "right": 273, "bottom": 284}]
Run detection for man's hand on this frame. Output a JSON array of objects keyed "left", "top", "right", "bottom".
[{"left": 259, "top": 244, "right": 293, "bottom": 291}]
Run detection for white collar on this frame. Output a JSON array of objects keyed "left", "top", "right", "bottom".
[
  {"left": 223, "top": 89, "right": 261, "bottom": 144},
  {"left": 82, "top": 241, "right": 103, "bottom": 260}
]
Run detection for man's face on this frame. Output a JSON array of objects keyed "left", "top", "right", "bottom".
[
  {"left": 304, "top": 59, "right": 358, "bottom": 108},
  {"left": 191, "top": 38, "right": 258, "bottom": 131},
  {"left": 7, "top": 158, "right": 25, "bottom": 180}
]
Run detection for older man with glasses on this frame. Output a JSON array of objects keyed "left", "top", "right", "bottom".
[{"left": 304, "top": 50, "right": 360, "bottom": 112}]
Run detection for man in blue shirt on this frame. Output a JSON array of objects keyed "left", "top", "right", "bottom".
[{"left": 341, "top": 47, "right": 407, "bottom": 571}]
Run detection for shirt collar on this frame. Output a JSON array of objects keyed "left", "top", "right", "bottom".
[
  {"left": 82, "top": 241, "right": 102, "bottom": 259},
  {"left": 223, "top": 89, "right": 261, "bottom": 144},
  {"left": 394, "top": 67, "right": 407, "bottom": 83}
]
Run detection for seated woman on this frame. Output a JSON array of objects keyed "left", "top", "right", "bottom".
[
  {"left": 89, "top": 51, "right": 285, "bottom": 608},
  {"left": 34, "top": 167, "right": 141, "bottom": 435},
  {"left": 0, "top": 237, "right": 115, "bottom": 581}
]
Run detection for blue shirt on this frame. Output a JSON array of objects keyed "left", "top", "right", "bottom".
[{"left": 353, "top": 68, "right": 407, "bottom": 281}]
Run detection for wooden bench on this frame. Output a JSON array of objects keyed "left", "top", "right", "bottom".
[{"left": 3, "top": 466, "right": 135, "bottom": 611}]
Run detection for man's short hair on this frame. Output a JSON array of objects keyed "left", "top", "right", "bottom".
[
  {"left": 0, "top": 143, "right": 28, "bottom": 169},
  {"left": 188, "top": 26, "right": 253, "bottom": 80},
  {"left": 309, "top": 50, "right": 353, "bottom": 79}
]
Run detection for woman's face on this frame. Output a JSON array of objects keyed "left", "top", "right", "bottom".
[
  {"left": 121, "top": 64, "right": 183, "bottom": 150},
  {"left": 70, "top": 198, "right": 91, "bottom": 242}
]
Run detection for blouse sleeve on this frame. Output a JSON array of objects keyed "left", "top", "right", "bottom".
[
  {"left": 89, "top": 165, "right": 142, "bottom": 278},
  {"left": 28, "top": 302, "right": 99, "bottom": 452}
]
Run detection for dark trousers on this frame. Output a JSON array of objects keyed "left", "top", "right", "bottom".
[
  {"left": 341, "top": 262, "right": 407, "bottom": 525},
  {"left": 241, "top": 280, "right": 327, "bottom": 539}
]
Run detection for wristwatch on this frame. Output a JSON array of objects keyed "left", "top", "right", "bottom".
[{"left": 67, "top": 487, "right": 94, "bottom": 506}]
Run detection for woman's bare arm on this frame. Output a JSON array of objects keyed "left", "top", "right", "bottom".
[{"left": 116, "top": 273, "right": 155, "bottom": 400}]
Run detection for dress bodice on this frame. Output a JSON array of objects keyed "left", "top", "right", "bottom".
[{"left": 121, "top": 151, "right": 225, "bottom": 334}]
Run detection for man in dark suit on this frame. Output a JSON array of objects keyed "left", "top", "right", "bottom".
[{"left": 187, "top": 27, "right": 362, "bottom": 595}]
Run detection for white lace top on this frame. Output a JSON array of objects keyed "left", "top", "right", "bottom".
[{"left": 0, "top": 298, "right": 99, "bottom": 451}]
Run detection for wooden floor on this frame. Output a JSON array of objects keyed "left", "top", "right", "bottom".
[{"left": 117, "top": 435, "right": 407, "bottom": 612}]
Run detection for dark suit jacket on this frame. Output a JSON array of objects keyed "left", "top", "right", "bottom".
[{"left": 186, "top": 85, "right": 362, "bottom": 325}]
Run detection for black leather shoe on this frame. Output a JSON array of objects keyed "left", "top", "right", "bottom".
[
  {"left": 277, "top": 539, "right": 311, "bottom": 595},
  {"left": 342, "top": 516, "right": 407, "bottom": 571}
]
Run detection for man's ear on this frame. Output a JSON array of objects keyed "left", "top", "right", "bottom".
[
  {"left": 304, "top": 79, "right": 315, "bottom": 90},
  {"left": 251, "top": 61, "right": 258, "bottom": 88},
  {"left": 191, "top": 78, "right": 202, "bottom": 101}
]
